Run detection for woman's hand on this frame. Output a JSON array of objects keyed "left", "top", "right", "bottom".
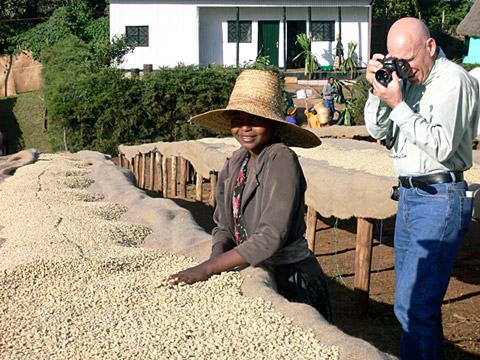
[
  {"left": 167, "top": 250, "right": 247, "bottom": 286},
  {"left": 169, "top": 263, "right": 212, "bottom": 285}
]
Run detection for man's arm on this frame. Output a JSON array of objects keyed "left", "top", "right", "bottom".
[
  {"left": 376, "top": 71, "right": 478, "bottom": 163},
  {"left": 364, "top": 53, "right": 394, "bottom": 140}
]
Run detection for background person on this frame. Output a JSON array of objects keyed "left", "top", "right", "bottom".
[
  {"left": 322, "top": 77, "right": 337, "bottom": 125},
  {"left": 168, "top": 70, "right": 332, "bottom": 322},
  {"left": 364, "top": 17, "right": 479, "bottom": 360}
]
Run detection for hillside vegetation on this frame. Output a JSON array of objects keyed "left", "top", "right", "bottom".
[{"left": 0, "top": 91, "right": 51, "bottom": 154}]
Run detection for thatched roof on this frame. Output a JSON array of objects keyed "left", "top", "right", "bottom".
[{"left": 457, "top": 0, "right": 480, "bottom": 36}]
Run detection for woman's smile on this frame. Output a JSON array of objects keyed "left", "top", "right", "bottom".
[{"left": 230, "top": 113, "right": 274, "bottom": 157}]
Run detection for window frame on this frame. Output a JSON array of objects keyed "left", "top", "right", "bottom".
[
  {"left": 126, "top": 25, "right": 149, "bottom": 47},
  {"left": 227, "top": 21, "right": 252, "bottom": 43},
  {"left": 310, "top": 21, "right": 335, "bottom": 42}
]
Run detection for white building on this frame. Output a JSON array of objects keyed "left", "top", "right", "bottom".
[{"left": 110, "top": 0, "right": 372, "bottom": 70}]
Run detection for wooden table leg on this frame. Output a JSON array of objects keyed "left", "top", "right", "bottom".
[
  {"left": 134, "top": 154, "right": 140, "bottom": 187},
  {"left": 170, "top": 156, "right": 177, "bottom": 197},
  {"left": 140, "top": 154, "right": 147, "bottom": 189},
  {"left": 179, "top": 158, "right": 187, "bottom": 198},
  {"left": 305, "top": 206, "right": 317, "bottom": 253},
  {"left": 162, "top": 155, "right": 168, "bottom": 198},
  {"left": 149, "top": 152, "right": 155, "bottom": 191},
  {"left": 195, "top": 172, "right": 203, "bottom": 202},
  {"left": 209, "top": 171, "right": 217, "bottom": 208},
  {"left": 354, "top": 217, "right": 374, "bottom": 315}
]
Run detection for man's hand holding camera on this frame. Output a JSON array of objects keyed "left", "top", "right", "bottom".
[{"left": 367, "top": 53, "right": 406, "bottom": 109}]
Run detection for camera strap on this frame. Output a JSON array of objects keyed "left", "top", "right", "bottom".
[
  {"left": 385, "top": 80, "right": 407, "bottom": 150},
  {"left": 385, "top": 123, "right": 398, "bottom": 150}
]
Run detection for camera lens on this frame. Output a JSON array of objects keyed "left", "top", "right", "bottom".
[{"left": 375, "top": 69, "right": 392, "bottom": 86}]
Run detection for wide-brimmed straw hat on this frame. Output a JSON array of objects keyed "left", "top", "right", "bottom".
[{"left": 189, "top": 69, "right": 321, "bottom": 148}]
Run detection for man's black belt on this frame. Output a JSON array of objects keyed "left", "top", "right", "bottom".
[{"left": 399, "top": 171, "right": 464, "bottom": 189}]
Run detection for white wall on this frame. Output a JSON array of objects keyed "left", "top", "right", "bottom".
[
  {"left": 199, "top": 7, "right": 286, "bottom": 67},
  {"left": 310, "top": 7, "right": 369, "bottom": 67},
  {"left": 110, "top": 3, "right": 199, "bottom": 69},
  {"left": 111, "top": 1, "right": 370, "bottom": 69},
  {"left": 310, "top": 7, "right": 337, "bottom": 66},
  {"left": 340, "top": 7, "right": 370, "bottom": 67}
]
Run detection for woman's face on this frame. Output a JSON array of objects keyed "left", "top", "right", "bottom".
[{"left": 230, "top": 113, "right": 274, "bottom": 155}]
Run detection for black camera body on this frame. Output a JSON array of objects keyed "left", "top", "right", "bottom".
[{"left": 375, "top": 58, "right": 410, "bottom": 86}]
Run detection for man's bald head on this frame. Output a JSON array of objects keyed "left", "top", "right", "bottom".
[
  {"left": 387, "top": 17, "right": 430, "bottom": 49},
  {"left": 386, "top": 17, "right": 437, "bottom": 85}
]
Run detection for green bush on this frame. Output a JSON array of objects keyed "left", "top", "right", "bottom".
[
  {"left": 349, "top": 75, "right": 370, "bottom": 125},
  {"left": 142, "top": 65, "right": 240, "bottom": 143},
  {"left": 43, "top": 44, "right": 243, "bottom": 154}
]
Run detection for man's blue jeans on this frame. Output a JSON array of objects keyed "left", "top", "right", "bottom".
[
  {"left": 394, "top": 181, "right": 473, "bottom": 360},
  {"left": 324, "top": 99, "right": 335, "bottom": 125}
]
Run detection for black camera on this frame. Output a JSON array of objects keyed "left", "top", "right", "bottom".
[
  {"left": 375, "top": 58, "right": 410, "bottom": 86},
  {"left": 390, "top": 185, "right": 400, "bottom": 202}
]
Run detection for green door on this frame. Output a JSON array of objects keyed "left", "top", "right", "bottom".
[{"left": 258, "top": 21, "right": 279, "bottom": 67}]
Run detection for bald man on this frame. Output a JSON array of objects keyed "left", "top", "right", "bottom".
[{"left": 364, "top": 17, "right": 479, "bottom": 360}]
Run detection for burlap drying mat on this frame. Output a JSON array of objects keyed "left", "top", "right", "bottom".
[
  {"left": 80, "top": 151, "right": 395, "bottom": 360},
  {"left": 120, "top": 138, "right": 396, "bottom": 219},
  {"left": 120, "top": 138, "right": 480, "bottom": 220},
  {"left": 118, "top": 139, "right": 238, "bottom": 180},
  {"left": 0, "top": 149, "right": 38, "bottom": 184}
]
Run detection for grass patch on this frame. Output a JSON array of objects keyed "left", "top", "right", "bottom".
[{"left": 0, "top": 91, "right": 51, "bottom": 154}]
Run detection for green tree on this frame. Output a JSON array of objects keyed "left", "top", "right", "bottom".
[
  {"left": 372, "top": 0, "right": 473, "bottom": 35},
  {"left": 372, "top": 0, "right": 420, "bottom": 19},
  {"left": 0, "top": 0, "right": 108, "bottom": 54}
]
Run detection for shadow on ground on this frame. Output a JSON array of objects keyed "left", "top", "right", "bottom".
[
  {"left": 315, "top": 216, "right": 480, "bottom": 359},
  {"left": 0, "top": 97, "right": 23, "bottom": 154}
]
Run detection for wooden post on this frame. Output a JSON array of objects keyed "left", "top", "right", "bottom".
[
  {"left": 305, "top": 206, "right": 318, "bottom": 253},
  {"left": 354, "top": 217, "right": 374, "bottom": 315},
  {"left": 42, "top": 107, "right": 48, "bottom": 131},
  {"left": 140, "top": 153, "right": 147, "bottom": 189},
  {"left": 170, "top": 156, "right": 177, "bottom": 197},
  {"left": 156, "top": 152, "right": 162, "bottom": 192},
  {"left": 129, "top": 156, "right": 134, "bottom": 173},
  {"left": 134, "top": 154, "right": 140, "bottom": 187},
  {"left": 179, "top": 157, "right": 188, "bottom": 198},
  {"left": 186, "top": 161, "right": 192, "bottom": 184},
  {"left": 208, "top": 171, "right": 217, "bottom": 208},
  {"left": 162, "top": 155, "right": 168, "bottom": 197},
  {"left": 149, "top": 152, "right": 155, "bottom": 191},
  {"left": 195, "top": 172, "right": 203, "bottom": 202}
]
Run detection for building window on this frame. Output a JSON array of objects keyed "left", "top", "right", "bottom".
[
  {"left": 311, "top": 21, "right": 334, "bottom": 41},
  {"left": 126, "top": 26, "right": 149, "bottom": 47},
  {"left": 228, "top": 21, "right": 252, "bottom": 43}
]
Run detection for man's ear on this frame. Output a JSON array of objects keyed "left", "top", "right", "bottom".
[{"left": 426, "top": 37, "right": 437, "bottom": 57}]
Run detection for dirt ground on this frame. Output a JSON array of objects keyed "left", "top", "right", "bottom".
[
  {"left": 313, "top": 215, "right": 480, "bottom": 360},
  {"left": 170, "top": 182, "right": 480, "bottom": 360}
]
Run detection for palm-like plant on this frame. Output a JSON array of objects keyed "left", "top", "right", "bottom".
[
  {"left": 292, "top": 33, "right": 319, "bottom": 79},
  {"left": 336, "top": 98, "right": 356, "bottom": 126},
  {"left": 340, "top": 41, "right": 359, "bottom": 79}
]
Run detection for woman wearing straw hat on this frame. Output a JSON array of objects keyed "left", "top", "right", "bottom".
[{"left": 169, "top": 69, "right": 332, "bottom": 321}]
